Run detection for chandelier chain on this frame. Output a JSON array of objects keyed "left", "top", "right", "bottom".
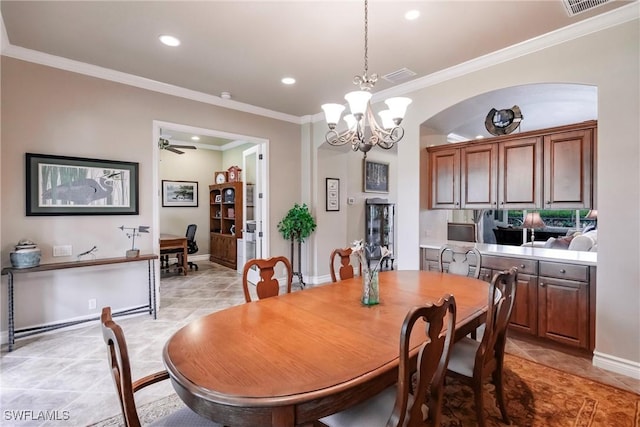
[{"left": 364, "top": 0, "right": 368, "bottom": 76}]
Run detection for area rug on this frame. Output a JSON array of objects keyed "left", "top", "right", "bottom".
[{"left": 91, "top": 354, "right": 640, "bottom": 426}]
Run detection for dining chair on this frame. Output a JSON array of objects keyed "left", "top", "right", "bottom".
[
  {"left": 242, "top": 256, "right": 293, "bottom": 302},
  {"left": 445, "top": 266, "right": 518, "bottom": 427},
  {"left": 100, "top": 307, "right": 221, "bottom": 427},
  {"left": 319, "top": 294, "right": 457, "bottom": 427},
  {"left": 438, "top": 244, "right": 482, "bottom": 279},
  {"left": 329, "top": 247, "right": 362, "bottom": 282}
]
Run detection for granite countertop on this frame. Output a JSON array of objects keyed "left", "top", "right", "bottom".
[{"left": 420, "top": 241, "right": 597, "bottom": 266}]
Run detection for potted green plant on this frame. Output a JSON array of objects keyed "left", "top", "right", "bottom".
[{"left": 277, "top": 203, "right": 317, "bottom": 287}]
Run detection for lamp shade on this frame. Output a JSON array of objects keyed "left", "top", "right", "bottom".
[
  {"left": 584, "top": 210, "right": 598, "bottom": 219},
  {"left": 344, "top": 91, "right": 372, "bottom": 116},
  {"left": 378, "top": 110, "right": 395, "bottom": 129},
  {"left": 522, "top": 212, "right": 546, "bottom": 229},
  {"left": 321, "top": 103, "right": 345, "bottom": 126},
  {"left": 343, "top": 114, "right": 357, "bottom": 131},
  {"left": 384, "top": 97, "right": 412, "bottom": 121}
]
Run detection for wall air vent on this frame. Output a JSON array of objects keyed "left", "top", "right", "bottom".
[
  {"left": 562, "top": 0, "right": 611, "bottom": 16},
  {"left": 382, "top": 68, "right": 417, "bottom": 84}
]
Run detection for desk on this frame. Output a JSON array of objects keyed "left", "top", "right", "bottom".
[
  {"left": 163, "top": 270, "right": 489, "bottom": 426},
  {"left": 160, "top": 234, "right": 187, "bottom": 275},
  {"left": 1, "top": 254, "right": 157, "bottom": 352}
]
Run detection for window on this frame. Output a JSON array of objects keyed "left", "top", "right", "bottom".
[{"left": 499, "top": 209, "right": 594, "bottom": 230}]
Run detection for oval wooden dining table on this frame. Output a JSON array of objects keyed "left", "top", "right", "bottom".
[{"left": 162, "top": 270, "right": 490, "bottom": 427}]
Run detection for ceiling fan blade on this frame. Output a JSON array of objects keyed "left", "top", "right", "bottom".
[
  {"left": 166, "top": 147, "right": 184, "bottom": 154},
  {"left": 169, "top": 144, "right": 196, "bottom": 150}
]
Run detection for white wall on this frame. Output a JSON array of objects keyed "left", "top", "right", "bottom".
[
  {"left": 159, "top": 148, "right": 222, "bottom": 254},
  {"left": 0, "top": 57, "right": 301, "bottom": 334}
]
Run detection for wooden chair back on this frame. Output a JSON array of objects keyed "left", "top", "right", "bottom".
[
  {"left": 242, "top": 256, "right": 293, "bottom": 302},
  {"left": 479, "top": 267, "right": 518, "bottom": 370},
  {"left": 101, "top": 307, "right": 169, "bottom": 427},
  {"left": 329, "top": 247, "right": 362, "bottom": 282},
  {"left": 389, "top": 294, "right": 457, "bottom": 427},
  {"left": 438, "top": 244, "right": 482, "bottom": 279}
]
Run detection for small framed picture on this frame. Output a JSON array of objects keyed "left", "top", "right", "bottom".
[
  {"left": 162, "top": 180, "right": 198, "bottom": 207},
  {"left": 326, "top": 178, "right": 340, "bottom": 212},
  {"left": 214, "top": 194, "right": 222, "bottom": 203},
  {"left": 363, "top": 160, "right": 389, "bottom": 193}
]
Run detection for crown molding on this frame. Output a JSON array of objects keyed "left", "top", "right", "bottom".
[
  {"left": 0, "top": 44, "right": 302, "bottom": 125},
  {"left": 373, "top": 1, "right": 639, "bottom": 102},
  {"left": 2, "top": 3, "right": 636, "bottom": 125}
]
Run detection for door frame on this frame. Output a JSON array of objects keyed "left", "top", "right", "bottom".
[{"left": 152, "top": 120, "right": 270, "bottom": 287}]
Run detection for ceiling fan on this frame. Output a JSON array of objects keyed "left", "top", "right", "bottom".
[{"left": 158, "top": 136, "right": 197, "bottom": 154}]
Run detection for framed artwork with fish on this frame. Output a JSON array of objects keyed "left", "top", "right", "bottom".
[{"left": 26, "top": 153, "right": 139, "bottom": 216}]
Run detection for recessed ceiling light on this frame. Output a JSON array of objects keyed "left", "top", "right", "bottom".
[
  {"left": 405, "top": 10, "right": 420, "bottom": 20},
  {"left": 475, "top": 135, "right": 484, "bottom": 139},
  {"left": 281, "top": 77, "right": 296, "bottom": 85},
  {"left": 220, "top": 91, "right": 232, "bottom": 99},
  {"left": 191, "top": 136, "right": 200, "bottom": 141},
  {"left": 159, "top": 35, "right": 181, "bottom": 47}
]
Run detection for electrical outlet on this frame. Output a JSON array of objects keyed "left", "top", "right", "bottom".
[
  {"left": 88, "top": 299, "right": 97, "bottom": 310},
  {"left": 53, "top": 245, "right": 72, "bottom": 257}
]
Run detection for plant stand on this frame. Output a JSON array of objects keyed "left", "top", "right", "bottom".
[{"left": 290, "top": 236, "right": 305, "bottom": 289}]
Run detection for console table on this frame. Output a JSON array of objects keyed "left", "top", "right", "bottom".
[{"left": 1, "top": 254, "right": 158, "bottom": 352}]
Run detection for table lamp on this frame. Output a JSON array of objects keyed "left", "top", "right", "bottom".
[
  {"left": 522, "top": 212, "right": 545, "bottom": 243},
  {"left": 584, "top": 210, "right": 598, "bottom": 220}
]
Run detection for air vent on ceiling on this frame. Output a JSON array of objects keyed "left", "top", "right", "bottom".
[
  {"left": 382, "top": 68, "right": 417, "bottom": 84},
  {"left": 562, "top": 0, "right": 611, "bottom": 16}
]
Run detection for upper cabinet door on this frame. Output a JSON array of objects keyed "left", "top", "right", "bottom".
[
  {"left": 461, "top": 143, "right": 497, "bottom": 209},
  {"left": 429, "top": 148, "right": 460, "bottom": 209},
  {"left": 543, "top": 128, "right": 593, "bottom": 209},
  {"left": 498, "top": 137, "right": 542, "bottom": 209}
]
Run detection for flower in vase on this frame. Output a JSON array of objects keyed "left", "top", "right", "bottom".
[{"left": 350, "top": 239, "right": 393, "bottom": 278}]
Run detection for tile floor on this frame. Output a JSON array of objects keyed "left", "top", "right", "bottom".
[{"left": 1, "top": 262, "right": 638, "bottom": 427}]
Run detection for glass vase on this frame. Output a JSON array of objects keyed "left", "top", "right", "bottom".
[{"left": 361, "top": 269, "right": 379, "bottom": 306}]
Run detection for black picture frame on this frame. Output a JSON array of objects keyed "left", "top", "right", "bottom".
[
  {"left": 162, "top": 180, "right": 199, "bottom": 207},
  {"left": 326, "top": 178, "right": 340, "bottom": 211},
  {"left": 26, "top": 153, "right": 139, "bottom": 216},
  {"left": 363, "top": 159, "right": 389, "bottom": 193}
]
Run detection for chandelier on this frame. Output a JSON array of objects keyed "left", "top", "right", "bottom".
[{"left": 321, "top": 0, "right": 412, "bottom": 155}]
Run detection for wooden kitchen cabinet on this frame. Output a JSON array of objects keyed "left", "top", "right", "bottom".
[
  {"left": 498, "top": 136, "right": 542, "bottom": 208},
  {"left": 543, "top": 128, "right": 593, "bottom": 209},
  {"left": 421, "top": 248, "right": 596, "bottom": 352},
  {"left": 426, "top": 121, "right": 595, "bottom": 210},
  {"left": 461, "top": 143, "right": 497, "bottom": 209},
  {"left": 429, "top": 148, "right": 460, "bottom": 209}
]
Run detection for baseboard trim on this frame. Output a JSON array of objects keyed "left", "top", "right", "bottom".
[{"left": 593, "top": 351, "right": 640, "bottom": 379}]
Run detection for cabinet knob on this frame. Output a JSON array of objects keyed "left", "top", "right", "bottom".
[
  {"left": 540, "top": 282, "right": 546, "bottom": 287},
  {"left": 455, "top": 202, "right": 459, "bottom": 206},
  {"left": 520, "top": 264, "right": 525, "bottom": 269},
  {"left": 546, "top": 201, "right": 551, "bottom": 204},
  {"left": 500, "top": 202, "right": 504, "bottom": 205},
  {"left": 560, "top": 269, "right": 566, "bottom": 273}
]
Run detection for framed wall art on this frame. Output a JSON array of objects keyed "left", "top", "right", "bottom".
[
  {"left": 162, "top": 180, "right": 199, "bottom": 207},
  {"left": 26, "top": 153, "right": 139, "bottom": 216},
  {"left": 326, "top": 178, "right": 340, "bottom": 211},
  {"left": 363, "top": 159, "right": 389, "bottom": 193}
]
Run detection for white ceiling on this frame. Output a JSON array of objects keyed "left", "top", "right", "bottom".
[{"left": 1, "top": 1, "right": 634, "bottom": 141}]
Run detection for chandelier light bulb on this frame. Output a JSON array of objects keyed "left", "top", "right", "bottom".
[
  {"left": 321, "top": 103, "right": 346, "bottom": 127},
  {"left": 344, "top": 91, "right": 372, "bottom": 117},
  {"left": 378, "top": 110, "right": 395, "bottom": 130},
  {"left": 343, "top": 114, "right": 357, "bottom": 131},
  {"left": 384, "top": 97, "right": 412, "bottom": 122}
]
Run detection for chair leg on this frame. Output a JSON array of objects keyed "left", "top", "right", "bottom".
[
  {"left": 493, "top": 367, "right": 510, "bottom": 424},
  {"left": 473, "top": 381, "right": 486, "bottom": 427}
]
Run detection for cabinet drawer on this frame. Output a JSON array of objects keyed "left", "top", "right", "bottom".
[
  {"left": 482, "top": 255, "right": 538, "bottom": 275},
  {"left": 539, "top": 261, "right": 588, "bottom": 282}
]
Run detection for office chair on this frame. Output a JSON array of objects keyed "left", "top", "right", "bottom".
[{"left": 184, "top": 224, "right": 199, "bottom": 271}]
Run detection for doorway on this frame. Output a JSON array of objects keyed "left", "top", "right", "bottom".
[{"left": 152, "top": 120, "right": 269, "bottom": 299}]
